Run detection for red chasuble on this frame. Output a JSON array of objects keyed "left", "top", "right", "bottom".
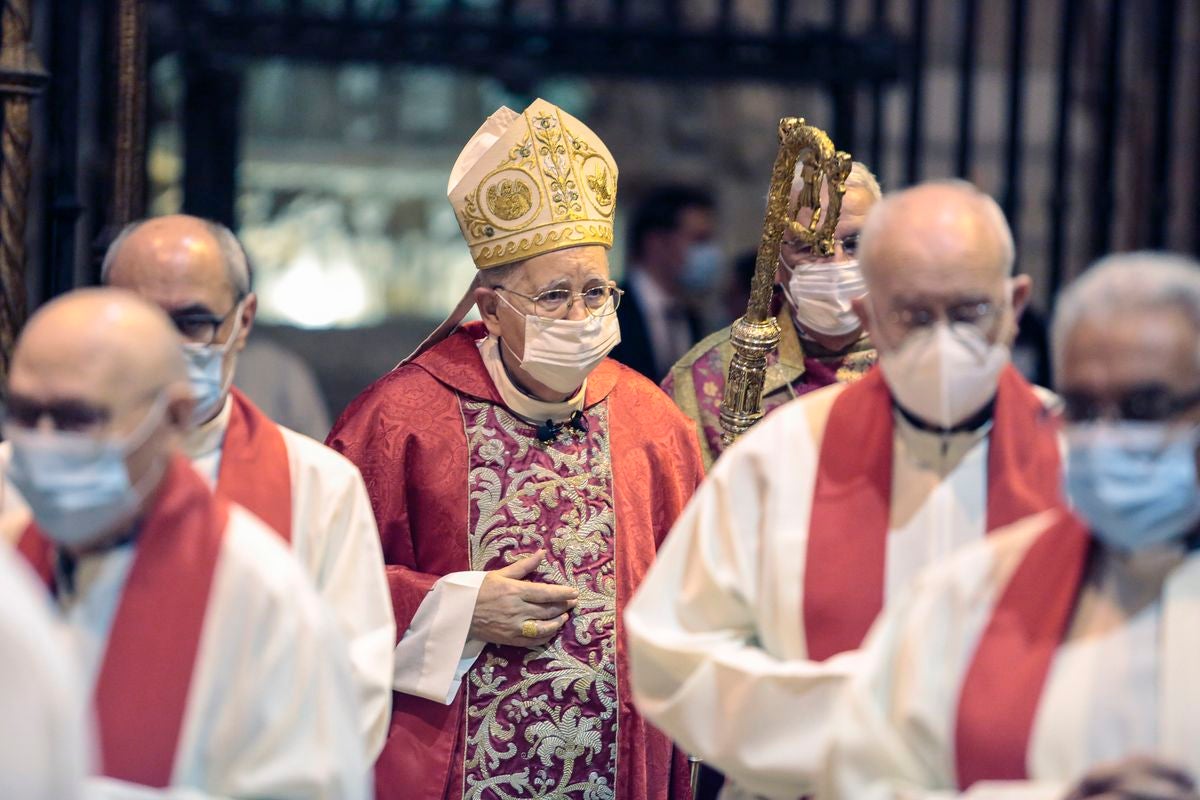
[
  {"left": 18, "top": 455, "right": 228, "bottom": 788},
  {"left": 328, "top": 322, "right": 705, "bottom": 800},
  {"left": 216, "top": 387, "right": 292, "bottom": 542},
  {"left": 955, "top": 511, "right": 1092, "bottom": 789},
  {"left": 803, "top": 365, "right": 1064, "bottom": 661}
]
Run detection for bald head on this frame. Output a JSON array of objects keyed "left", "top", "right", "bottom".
[
  {"left": 6, "top": 289, "right": 196, "bottom": 551},
  {"left": 852, "top": 180, "right": 1029, "bottom": 353},
  {"left": 12, "top": 288, "right": 186, "bottom": 410},
  {"left": 99, "top": 216, "right": 258, "bottom": 424},
  {"left": 102, "top": 215, "right": 250, "bottom": 310},
  {"left": 859, "top": 181, "right": 1013, "bottom": 284}
]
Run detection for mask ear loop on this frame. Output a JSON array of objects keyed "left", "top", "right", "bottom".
[
  {"left": 215, "top": 299, "right": 247, "bottom": 401},
  {"left": 491, "top": 290, "right": 533, "bottom": 370}
]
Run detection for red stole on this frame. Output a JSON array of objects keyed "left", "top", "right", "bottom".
[
  {"left": 803, "top": 365, "right": 1063, "bottom": 661},
  {"left": 954, "top": 512, "right": 1092, "bottom": 788},
  {"left": 217, "top": 388, "right": 292, "bottom": 542},
  {"left": 18, "top": 455, "right": 228, "bottom": 788}
]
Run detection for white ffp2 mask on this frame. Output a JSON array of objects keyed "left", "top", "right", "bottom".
[{"left": 878, "top": 322, "right": 1010, "bottom": 429}]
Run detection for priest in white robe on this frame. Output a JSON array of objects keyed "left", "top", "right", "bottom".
[
  {"left": 2, "top": 289, "right": 367, "bottom": 799},
  {"left": 0, "top": 530, "right": 89, "bottom": 800},
  {"left": 626, "top": 181, "right": 1063, "bottom": 800},
  {"left": 99, "top": 215, "right": 394, "bottom": 759},
  {"left": 822, "top": 252, "right": 1200, "bottom": 800}
]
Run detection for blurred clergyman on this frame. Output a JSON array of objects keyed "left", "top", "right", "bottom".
[
  {"left": 101, "top": 215, "right": 394, "bottom": 759},
  {"left": 627, "top": 181, "right": 1062, "bottom": 800},
  {"left": 612, "top": 184, "right": 717, "bottom": 380},
  {"left": 825, "top": 253, "right": 1200, "bottom": 800},
  {"left": 0, "top": 530, "right": 88, "bottom": 800},
  {"left": 3, "top": 289, "right": 366, "bottom": 797},
  {"left": 663, "top": 161, "right": 881, "bottom": 467}
]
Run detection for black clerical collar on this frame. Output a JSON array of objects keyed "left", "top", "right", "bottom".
[
  {"left": 55, "top": 524, "right": 141, "bottom": 595},
  {"left": 893, "top": 399, "right": 996, "bottom": 436}
]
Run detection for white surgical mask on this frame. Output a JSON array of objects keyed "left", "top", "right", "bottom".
[
  {"left": 181, "top": 301, "right": 244, "bottom": 427},
  {"left": 878, "top": 321, "right": 1010, "bottom": 429},
  {"left": 498, "top": 293, "right": 622, "bottom": 395},
  {"left": 4, "top": 394, "right": 169, "bottom": 548},
  {"left": 782, "top": 257, "right": 866, "bottom": 337}
]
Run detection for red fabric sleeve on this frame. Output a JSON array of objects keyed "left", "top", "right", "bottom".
[{"left": 327, "top": 365, "right": 470, "bottom": 637}]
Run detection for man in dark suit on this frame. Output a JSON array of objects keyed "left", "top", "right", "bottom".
[{"left": 612, "top": 185, "right": 718, "bottom": 381}]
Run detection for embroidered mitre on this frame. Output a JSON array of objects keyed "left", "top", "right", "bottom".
[{"left": 447, "top": 98, "right": 619, "bottom": 270}]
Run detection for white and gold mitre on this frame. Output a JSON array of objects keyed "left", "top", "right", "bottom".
[{"left": 447, "top": 98, "right": 619, "bottom": 270}]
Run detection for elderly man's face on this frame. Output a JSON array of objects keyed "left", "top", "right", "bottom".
[
  {"left": 105, "top": 217, "right": 254, "bottom": 356},
  {"left": 480, "top": 245, "right": 612, "bottom": 356},
  {"left": 779, "top": 185, "right": 875, "bottom": 274},
  {"left": 1059, "top": 308, "right": 1200, "bottom": 430},
  {"left": 852, "top": 198, "right": 1030, "bottom": 354},
  {"left": 5, "top": 295, "right": 193, "bottom": 547}
]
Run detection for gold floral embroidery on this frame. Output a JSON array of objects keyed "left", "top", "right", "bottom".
[
  {"left": 835, "top": 349, "right": 877, "bottom": 384},
  {"left": 461, "top": 400, "right": 618, "bottom": 800}
]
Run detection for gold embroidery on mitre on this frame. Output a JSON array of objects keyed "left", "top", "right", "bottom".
[
  {"left": 487, "top": 179, "right": 534, "bottom": 221},
  {"left": 449, "top": 99, "right": 619, "bottom": 270}
]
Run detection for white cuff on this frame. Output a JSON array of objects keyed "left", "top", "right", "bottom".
[{"left": 393, "top": 571, "right": 487, "bottom": 704}]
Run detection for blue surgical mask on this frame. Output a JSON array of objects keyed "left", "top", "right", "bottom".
[
  {"left": 182, "top": 304, "right": 243, "bottom": 426},
  {"left": 1065, "top": 421, "right": 1200, "bottom": 551},
  {"left": 4, "top": 394, "right": 170, "bottom": 548},
  {"left": 680, "top": 243, "right": 723, "bottom": 293}
]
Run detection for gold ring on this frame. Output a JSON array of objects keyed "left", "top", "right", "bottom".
[{"left": 521, "top": 620, "right": 539, "bottom": 639}]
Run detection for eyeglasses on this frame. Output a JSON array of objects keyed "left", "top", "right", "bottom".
[
  {"left": 782, "top": 233, "right": 861, "bottom": 265},
  {"left": 168, "top": 300, "right": 243, "bottom": 346},
  {"left": 1062, "top": 385, "right": 1200, "bottom": 424},
  {"left": 2, "top": 397, "right": 111, "bottom": 433},
  {"left": 495, "top": 283, "right": 624, "bottom": 319},
  {"left": 883, "top": 300, "right": 1000, "bottom": 333}
]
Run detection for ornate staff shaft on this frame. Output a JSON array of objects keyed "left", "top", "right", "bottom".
[
  {"left": 718, "top": 117, "right": 850, "bottom": 446},
  {"left": 0, "top": 0, "right": 48, "bottom": 384}
]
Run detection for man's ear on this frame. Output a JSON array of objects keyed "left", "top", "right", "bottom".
[
  {"left": 851, "top": 295, "right": 873, "bottom": 337},
  {"left": 1010, "top": 275, "right": 1033, "bottom": 322},
  {"left": 474, "top": 286, "right": 504, "bottom": 338},
  {"left": 233, "top": 292, "right": 257, "bottom": 354},
  {"left": 165, "top": 382, "right": 197, "bottom": 433}
]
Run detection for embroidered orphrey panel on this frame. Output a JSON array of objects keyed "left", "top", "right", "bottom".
[{"left": 461, "top": 399, "right": 619, "bottom": 800}]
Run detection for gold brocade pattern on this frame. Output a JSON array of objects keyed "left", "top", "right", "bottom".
[
  {"left": 462, "top": 399, "right": 619, "bottom": 800},
  {"left": 451, "top": 99, "right": 618, "bottom": 270},
  {"left": 834, "top": 348, "right": 876, "bottom": 383}
]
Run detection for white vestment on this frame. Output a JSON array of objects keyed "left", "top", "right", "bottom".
[
  {"left": 626, "top": 381, "right": 1058, "bottom": 800},
  {"left": 0, "top": 541, "right": 89, "bottom": 800},
  {"left": 72, "top": 504, "right": 368, "bottom": 800},
  {"left": 184, "top": 397, "right": 395, "bottom": 759},
  {"left": 822, "top": 511, "right": 1200, "bottom": 800}
]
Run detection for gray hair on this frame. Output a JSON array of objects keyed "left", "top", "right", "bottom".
[
  {"left": 101, "top": 218, "right": 252, "bottom": 299},
  {"left": 1052, "top": 252, "right": 1200, "bottom": 380},
  {"left": 789, "top": 160, "right": 882, "bottom": 211},
  {"left": 479, "top": 261, "right": 523, "bottom": 289}
]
